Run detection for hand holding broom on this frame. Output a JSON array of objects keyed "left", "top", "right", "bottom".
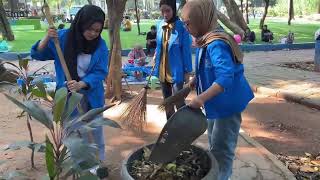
[{"left": 158, "top": 76, "right": 196, "bottom": 111}]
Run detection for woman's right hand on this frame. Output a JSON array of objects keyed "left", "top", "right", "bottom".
[
  {"left": 37, "top": 28, "right": 57, "bottom": 51},
  {"left": 46, "top": 28, "right": 58, "bottom": 39},
  {"left": 188, "top": 76, "right": 196, "bottom": 89}
]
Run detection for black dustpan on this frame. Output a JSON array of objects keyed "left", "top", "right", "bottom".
[{"left": 149, "top": 106, "right": 207, "bottom": 163}]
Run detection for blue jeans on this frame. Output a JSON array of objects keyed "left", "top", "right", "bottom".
[
  {"left": 160, "top": 81, "right": 185, "bottom": 119},
  {"left": 71, "top": 96, "right": 106, "bottom": 161},
  {"left": 207, "top": 113, "right": 242, "bottom": 180}
]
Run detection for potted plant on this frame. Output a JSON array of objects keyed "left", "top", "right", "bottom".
[{"left": 121, "top": 144, "right": 219, "bottom": 180}]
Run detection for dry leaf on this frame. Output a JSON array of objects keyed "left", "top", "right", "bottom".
[
  {"left": 311, "top": 160, "right": 320, "bottom": 166},
  {"left": 300, "top": 165, "right": 317, "bottom": 173}
]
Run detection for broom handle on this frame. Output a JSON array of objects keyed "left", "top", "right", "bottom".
[
  {"left": 42, "top": 2, "right": 72, "bottom": 81},
  {"left": 145, "top": 64, "right": 156, "bottom": 87}
]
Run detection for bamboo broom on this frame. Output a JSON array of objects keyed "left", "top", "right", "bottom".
[{"left": 120, "top": 65, "right": 156, "bottom": 132}]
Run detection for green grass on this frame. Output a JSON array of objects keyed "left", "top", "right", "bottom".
[
  {"left": 5, "top": 18, "right": 320, "bottom": 52},
  {"left": 246, "top": 18, "right": 319, "bottom": 44}
]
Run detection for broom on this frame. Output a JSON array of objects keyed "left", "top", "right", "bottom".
[{"left": 120, "top": 66, "right": 155, "bottom": 132}]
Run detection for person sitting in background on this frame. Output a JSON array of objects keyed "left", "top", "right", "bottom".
[
  {"left": 122, "top": 16, "right": 132, "bottom": 31},
  {"left": 146, "top": 25, "right": 157, "bottom": 56},
  {"left": 261, "top": 25, "right": 274, "bottom": 43},
  {"left": 286, "top": 31, "right": 294, "bottom": 44},
  {"left": 128, "top": 44, "right": 147, "bottom": 66},
  {"left": 244, "top": 28, "right": 256, "bottom": 43},
  {"left": 280, "top": 31, "right": 294, "bottom": 44},
  {"left": 127, "top": 44, "right": 147, "bottom": 79}
]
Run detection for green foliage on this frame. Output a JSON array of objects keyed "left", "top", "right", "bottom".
[
  {"left": 269, "top": 0, "right": 319, "bottom": 17},
  {"left": 3, "top": 87, "right": 121, "bottom": 179},
  {"left": 45, "top": 136, "right": 57, "bottom": 179},
  {"left": 53, "top": 87, "right": 67, "bottom": 123}
]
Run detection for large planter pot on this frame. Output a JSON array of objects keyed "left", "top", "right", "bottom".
[{"left": 121, "top": 144, "right": 219, "bottom": 180}]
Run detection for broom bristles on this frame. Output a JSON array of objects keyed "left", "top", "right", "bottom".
[
  {"left": 158, "top": 86, "right": 192, "bottom": 111},
  {"left": 120, "top": 87, "right": 147, "bottom": 132}
]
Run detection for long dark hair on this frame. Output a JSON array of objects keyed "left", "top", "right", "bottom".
[{"left": 64, "top": 5, "right": 105, "bottom": 80}]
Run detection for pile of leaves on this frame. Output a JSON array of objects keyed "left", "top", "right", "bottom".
[
  {"left": 279, "top": 61, "right": 315, "bottom": 72},
  {"left": 277, "top": 152, "right": 320, "bottom": 180},
  {"left": 129, "top": 147, "right": 210, "bottom": 180}
]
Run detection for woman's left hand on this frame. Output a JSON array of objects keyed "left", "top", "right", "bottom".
[
  {"left": 67, "top": 80, "right": 87, "bottom": 92},
  {"left": 187, "top": 96, "right": 204, "bottom": 109}
]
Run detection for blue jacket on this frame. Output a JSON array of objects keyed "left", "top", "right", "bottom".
[
  {"left": 195, "top": 40, "right": 254, "bottom": 119},
  {"left": 30, "top": 29, "right": 108, "bottom": 109},
  {"left": 154, "top": 19, "right": 192, "bottom": 83}
]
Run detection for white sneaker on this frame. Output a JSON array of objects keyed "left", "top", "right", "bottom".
[{"left": 89, "top": 165, "right": 99, "bottom": 175}]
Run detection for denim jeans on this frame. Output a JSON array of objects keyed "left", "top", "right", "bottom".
[
  {"left": 160, "top": 81, "right": 185, "bottom": 119},
  {"left": 71, "top": 96, "right": 106, "bottom": 161},
  {"left": 207, "top": 113, "right": 242, "bottom": 180}
]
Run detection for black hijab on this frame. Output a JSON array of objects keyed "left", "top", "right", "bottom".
[
  {"left": 64, "top": 5, "right": 105, "bottom": 81},
  {"left": 159, "top": 0, "right": 178, "bottom": 23}
]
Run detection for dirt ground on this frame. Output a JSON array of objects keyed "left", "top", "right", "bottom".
[{"left": 1, "top": 88, "right": 320, "bottom": 179}]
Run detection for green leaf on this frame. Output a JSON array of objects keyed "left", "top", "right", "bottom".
[
  {"left": 63, "top": 137, "right": 98, "bottom": 169},
  {"left": 62, "top": 92, "right": 83, "bottom": 121},
  {"left": 45, "top": 136, "right": 56, "bottom": 179},
  {"left": 4, "top": 93, "right": 54, "bottom": 129},
  {"left": 76, "top": 104, "right": 115, "bottom": 123},
  {"left": 53, "top": 88, "right": 68, "bottom": 123},
  {"left": 84, "top": 117, "right": 121, "bottom": 130},
  {"left": 21, "top": 82, "right": 27, "bottom": 95},
  {"left": 32, "top": 81, "right": 51, "bottom": 101},
  {"left": 18, "top": 59, "right": 29, "bottom": 71}
]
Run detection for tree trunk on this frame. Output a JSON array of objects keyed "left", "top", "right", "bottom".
[
  {"left": 318, "top": 0, "right": 320, "bottom": 14},
  {"left": 288, "top": 0, "right": 294, "bottom": 25},
  {"left": 240, "top": 0, "right": 244, "bottom": 13},
  {"left": 222, "top": 0, "right": 248, "bottom": 32},
  {"left": 0, "top": 0, "right": 15, "bottom": 41},
  {"left": 134, "top": 0, "right": 141, "bottom": 35},
  {"left": 217, "top": 11, "right": 245, "bottom": 37},
  {"left": 106, "top": 0, "right": 127, "bottom": 101},
  {"left": 87, "top": 0, "right": 92, "bottom": 5},
  {"left": 259, "top": 0, "right": 269, "bottom": 29},
  {"left": 245, "top": 0, "right": 249, "bottom": 24},
  {"left": 252, "top": 4, "right": 256, "bottom": 19}
]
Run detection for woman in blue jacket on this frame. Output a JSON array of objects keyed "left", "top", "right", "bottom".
[
  {"left": 30, "top": 5, "right": 108, "bottom": 172},
  {"left": 154, "top": 0, "right": 193, "bottom": 119},
  {"left": 181, "top": 1, "right": 254, "bottom": 180}
]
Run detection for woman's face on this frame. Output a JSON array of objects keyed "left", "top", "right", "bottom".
[
  {"left": 160, "top": 5, "right": 173, "bottom": 22},
  {"left": 182, "top": 19, "right": 200, "bottom": 38},
  {"left": 83, "top": 22, "right": 103, "bottom": 41}
]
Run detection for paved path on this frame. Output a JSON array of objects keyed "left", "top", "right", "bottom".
[{"left": 244, "top": 49, "right": 320, "bottom": 109}]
